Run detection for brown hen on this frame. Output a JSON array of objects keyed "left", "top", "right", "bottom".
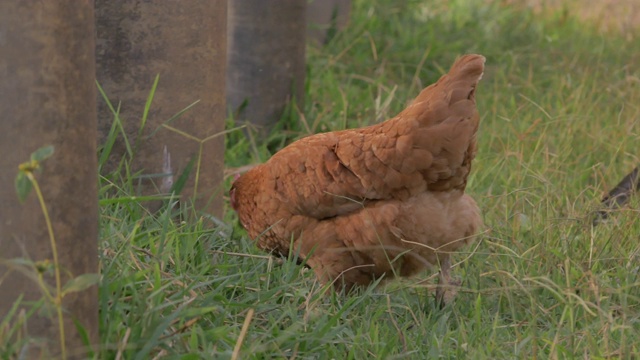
[{"left": 230, "top": 54, "right": 485, "bottom": 305}]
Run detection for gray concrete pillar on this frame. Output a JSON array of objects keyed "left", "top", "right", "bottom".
[
  {"left": 96, "top": 0, "right": 227, "bottom": 218},
  {"left": 227, "top": 0, "right": 307, "bottom": 136},
  {"left": 0, "top": 2, "right": 98, "bottom": 359},
  {"left": 307, "top": 0, "right": 351, "bottom": 45}
]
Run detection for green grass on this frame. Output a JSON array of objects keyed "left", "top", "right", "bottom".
[{"left": 45, "top": 0, "right": 640, "bottom": 358}]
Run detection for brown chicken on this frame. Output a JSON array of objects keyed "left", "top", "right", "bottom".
[{"left": 230, "top": 54, "right": 485, "bottom": 305}]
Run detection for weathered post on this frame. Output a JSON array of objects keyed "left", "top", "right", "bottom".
[
  {"left": 307, "top": 0, "right": 351, "bottom": 45},
  {"left": 227, "top": 0, "right": 307, "bottom": 136},
  {"left": 96, "top": 0, "right": 227, "bottom": 218},
  {"left": 0, "top": 1, "right": 98, "bottom": 359}
]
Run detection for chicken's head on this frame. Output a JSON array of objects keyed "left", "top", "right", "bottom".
[
  {"left": 229, "top": 172, "right": 254, "bottom": 232},
  {"left": 229, "top": 173, "right": 241, "bottom": 211}
]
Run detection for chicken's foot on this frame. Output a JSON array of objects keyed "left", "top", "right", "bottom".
[{"left": 435, "top": 257, "right": 461, "bottom": 308}]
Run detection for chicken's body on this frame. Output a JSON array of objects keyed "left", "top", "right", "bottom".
[{"left": 231, "top": 54, "right": 485, "bottom": 301}]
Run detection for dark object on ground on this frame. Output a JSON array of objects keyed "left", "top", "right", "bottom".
[{"left": 593, "top": 166, "right": 640, "bottom": 225}]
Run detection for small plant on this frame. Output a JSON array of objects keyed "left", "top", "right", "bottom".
[{"left": 4, "top": 146, "right": 100, "bottom": 360}]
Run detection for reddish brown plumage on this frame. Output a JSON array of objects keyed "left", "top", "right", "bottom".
[{"left": 231, "top": 54, "right": 485, "bottom": 291}]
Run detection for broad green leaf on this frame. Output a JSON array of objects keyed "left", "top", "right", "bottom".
[
  {"left": 14, "top": 171, "right": 32, "bottom": 203},
  {"left": 61, "top": 273, "right": 101, "bottom": 296},
  {"left": 0, "top": 257, "right": 35, "bottom": 268},
  {"left": 30, "top": 145, "right": 54, "bottom": 162}
]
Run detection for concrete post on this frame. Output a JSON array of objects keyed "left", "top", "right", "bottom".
[
  {"left": 227, "top": 0, "right": 307, "bottom": 135},
  {"left": 96, "top": 0, "right": 227, "bottom": 218},
  {"left": 0, "top": 1, "right": 98, "bottom": 358},
  {"left": 307, "top": 0, "right": 351, "bottom": 45}
]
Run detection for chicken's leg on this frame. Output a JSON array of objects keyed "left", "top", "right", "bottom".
[{"left": 435, "top": 256, "right": 461, "bottom": 307}]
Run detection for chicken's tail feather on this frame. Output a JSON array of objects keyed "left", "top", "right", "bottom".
[
  {"left": 412, "top": 54, "right": 485, "bottom": 107},
  {"left": 449, "top": 54, "right": 486, "bottom": 85}
]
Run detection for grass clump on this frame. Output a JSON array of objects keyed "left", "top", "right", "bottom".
[{"left": 94, "top": 0, "right": 640, "bottom": 358}]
